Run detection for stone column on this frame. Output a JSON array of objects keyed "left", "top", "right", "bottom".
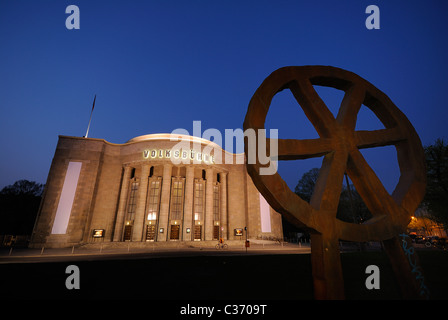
[
  {"left": 158, "top": 164, "right": 173, "bottom": 241},
  {"left": 205, "top": 168, "right": 214, "bottom": 240},
  {"left": 220, "top": 172, "right": 228, "bottom": 240},
  {"left": 183, "top": 166, "right": 194, "bottom": 241},
  {"left": 113, "top": 166, "right": 133, "bottom": 241},
  {"left": 132, "top": 165, "right": 150, "bottom": 241}
]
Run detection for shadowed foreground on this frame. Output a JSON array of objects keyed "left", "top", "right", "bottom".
[{"left": 0, "top": 251, "right": 446, "bottom": 300}]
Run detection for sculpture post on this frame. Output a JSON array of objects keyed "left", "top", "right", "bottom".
[
  {"left": 244, "top": 66, "right": 427, "bottom": 299},
  {"left": 310, "top": 233, "right": 345, "bottom": 299}
]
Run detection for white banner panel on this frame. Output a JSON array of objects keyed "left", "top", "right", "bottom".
[
  {"left": 259, "top": 193, "right": 271, "bottom": 233},
  {"left": 51, "top": 161, "right": 82, "bottom": 234}
]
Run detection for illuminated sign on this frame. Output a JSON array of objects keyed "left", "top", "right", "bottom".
[
  {"left": 143, "top": 149, "right": 215, "bottom": 164},
  {"left": 92, "top": 229, "right": 105, "bottom": 238}
]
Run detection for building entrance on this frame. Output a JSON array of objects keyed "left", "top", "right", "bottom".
[
  {"left": 145, "top": 224, "right": 156, "bottom": 241},
  {"left": 170, "top": 225, "right": 180, "bottom": 240},
  {"left": 194, "top": 225, "right": 202, "bottom": 240},
  {"left": 213, "top": 225, "right": 220, "bottom": 240},
  {"left": 123, "top": 225, "right": 132, "bottom": 241}
]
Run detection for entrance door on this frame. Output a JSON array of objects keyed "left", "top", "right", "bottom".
[
  {"left": 145, "top": 225, "right": 156, "bottom": 241},
  {"left": 194, "top": 225, "right": 202, "bottom": 241},
  {"left": 123, "top": 225, "right": 132, "bottom": 241},
  {"left": 170, "top": 225, "right": 180, "bottom": 240},
  {"left": 213, "top": 226, "right": 220, "bottom": 240}
]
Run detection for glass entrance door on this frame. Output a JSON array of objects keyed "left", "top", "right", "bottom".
[
  {"left": 170, "top": 225, "right": 180, "bottom": 240},
  {"left": 123, "top": 225, "right": 132, "bottom": 241},
  {"left": 194, "top": 225, "right": 202, "bottom": 241},
  {"left": 145, "top": 224, "right": 156, "bottom": 241},
  {"left": 213, "top": 225, "right": 220, "bottom": 240}
]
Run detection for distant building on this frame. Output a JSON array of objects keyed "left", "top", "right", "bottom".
[{"left": 30, "top": 134, "right": 283, "bottom": 248}]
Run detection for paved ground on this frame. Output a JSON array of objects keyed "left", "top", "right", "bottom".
[
  {"left": 0, "top": 242, "right": 311, "bottom": 264},
  {"left": 0, "top": 240, "right": 432, "bottom": 264}
]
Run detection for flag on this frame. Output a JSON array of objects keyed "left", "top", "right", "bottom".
[
  {"left": 91, "top": 94, "right": 96, "bottom": 112},
  {"left": 85, "top": 94, "right": 96, "bottom": 138}
]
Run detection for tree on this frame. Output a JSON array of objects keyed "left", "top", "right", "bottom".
[
  {"left": 337, "top": 183, "right": 371, "bottom": 223},
  {"left": 294, "top": 168, "right": 319, "bottom": 202},
  {"left": 0, "top": 180, "right": 43, "bottom": 197},
  {"left": 0, "top": 180, "right": 44, "bottom": 234},
  {"left": 423, "top": 138, "right": 448, "bottom": 228},
  {"left": 294, "top": 168, "right": 371, "bottom": 223}
]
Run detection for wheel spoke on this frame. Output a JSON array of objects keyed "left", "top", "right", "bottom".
[
  {"left": 346, "top": 148, "right": 402, "bottom": 218},
  {"left": 336, "top": 84, "right": 366, "bottom": 130},
  {"left": 355, "top": 127, "right": 406, "bottom": 149},
  {"left": 268, "top": 137, "right": 334, "bottom": 160},
  {"left": 288, "top": 79, "right": 338, "bottom": 138},
  {"left": 310, "top": 150, "right": 348, "bottom": 213}
]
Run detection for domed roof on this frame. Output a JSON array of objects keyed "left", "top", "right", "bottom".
[{"left": 126, "top": 133, "right": 220, "bottom": 147}]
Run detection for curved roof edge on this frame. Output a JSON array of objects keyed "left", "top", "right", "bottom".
[
  {"left": 127, "top": 134, "right": 244, "bottom": 157},
  {"left": 127, "top": 133, "right": 216, "bottom": 146},
  {"left": 58, "top": 134, "right": 245, "bottom": 157}
]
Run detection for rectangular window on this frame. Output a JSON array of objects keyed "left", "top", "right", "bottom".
[
  {"left": 194, "top": 180, "right": 204, "bottom": 221},
  {"left": 126, "top": 181, "right": 139, "bottom": 221},
  {"left": 147, "top": 179, "right": 161, "bottom": 220},
  {"left": 51, "top": 161, "right": 82, "bottom": 234},
  {"left": 213, "top": 184, "right": 220, "bottom": 221},
  {"left": 259, "top": 193, "right": 272, "bottom": 233},
  {"left": 170, "top": 178, "right": 184, "bottom": 220}
]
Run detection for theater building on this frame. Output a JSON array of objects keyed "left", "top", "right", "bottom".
[{"left": 30, "top": 133, "right": 283, "bottom": 248}]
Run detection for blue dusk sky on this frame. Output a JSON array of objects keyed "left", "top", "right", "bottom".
[{"left": 0, "top": 0, "right": 447, "bottom": 194}]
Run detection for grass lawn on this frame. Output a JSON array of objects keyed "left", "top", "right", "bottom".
[{"left": 0, "top": 250, "right": 446, "bottom": 300}]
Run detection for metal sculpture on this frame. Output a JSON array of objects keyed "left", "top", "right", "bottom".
[{"left": 243, "top": 66, "right": 427, "bottom": 299}]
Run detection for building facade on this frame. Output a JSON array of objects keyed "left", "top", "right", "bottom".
[{"left": 30, "top": 134, "right": 283, "bottom": 248}]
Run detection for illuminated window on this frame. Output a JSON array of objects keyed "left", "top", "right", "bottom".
[
  {"left": 147, "top": 178, "right": 161, "bottom": 220},
  {"left": 194, "top": 179, "right": 204, "bottom": 221},
  {"left": 213, "top": 184, "right": 220, "bottom": 221},
  {"left": 126, "top": 181, "right": 138, "bottom": 221},
  {"left": 170, "top": 178, "right": 184, "bottom": 220}
]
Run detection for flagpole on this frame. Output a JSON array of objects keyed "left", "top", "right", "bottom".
[{"left": 84, "top": 94, "right": 96, "bottom": 138}]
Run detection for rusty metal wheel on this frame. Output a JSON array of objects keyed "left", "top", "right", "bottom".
[{"left": 243, "top": 66, "right": 426, "bottom": 242}]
